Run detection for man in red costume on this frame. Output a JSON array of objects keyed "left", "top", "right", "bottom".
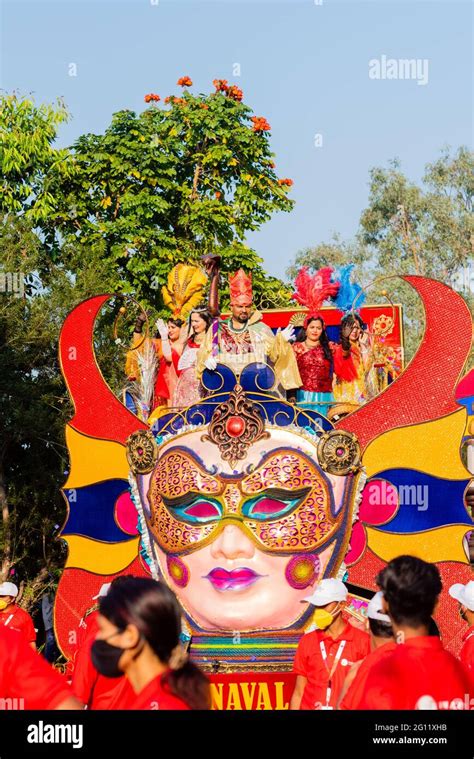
[
  {"left": 0, "top": 581, "right": 36, "bottom": 649},
  {"left": 290, "top": 579, "right": 370, "bottom": 710},
  {"left": 360, "top": 556, "right": 471, "bottom": 710}
]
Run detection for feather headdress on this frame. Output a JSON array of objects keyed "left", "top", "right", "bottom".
[
  {"left": 292, "top": 266, "right": 340, "bottom": 325},
  {"left": 162, "top": 264, "right": 208, "bottom": 319},
  {"left": 333, "top": 265, "right": 365, "bottom": 313}
]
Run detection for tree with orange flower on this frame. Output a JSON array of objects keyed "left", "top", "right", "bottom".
[{"left": 36, "top": 78, "right": 294, "bottom": 309}]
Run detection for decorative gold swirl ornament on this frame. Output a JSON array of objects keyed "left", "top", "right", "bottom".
[
  {"left": 201, "top": 384, "right": 270, "bottom": 468},
  {"left": 126, "top": 430, "right": 158, "bottom": 474},
  {"left": 317, "top": 430, "right": 361, "bottom": 475}
]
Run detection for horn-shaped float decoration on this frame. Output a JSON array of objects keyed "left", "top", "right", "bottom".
[
  {"left": 59, "top": 295, "right": 148, "bottom": 444},
  {"left": 336, "top": 276, "right": 473, "bottom": 450}
]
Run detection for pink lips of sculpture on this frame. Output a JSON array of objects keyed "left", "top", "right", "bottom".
[{"left": 205, "top": 568, "right": 262, "bottom": 591}]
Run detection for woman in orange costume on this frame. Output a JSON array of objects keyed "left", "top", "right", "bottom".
[{"left": 333, "top": 313, "right": 378, "bottom": 407}]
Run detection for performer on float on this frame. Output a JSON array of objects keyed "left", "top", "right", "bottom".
[
  {"left": 196, "top": 268, "right": 301, "bottom": 397},
  {"left": 333, "top": 312, "right": 378, "bottom": 407},
  {"left": 125, "top": 314, "right": 186, "bottom": 412},
  {"left": 290, "top": 266, "right": 340, "bottom": 414},
  {"left": 173, "top": 308, "right": 213, "bottom": 407}
]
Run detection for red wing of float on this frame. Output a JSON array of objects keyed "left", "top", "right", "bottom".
[
  {"left": 59, "top": 295, "right": 148, "bottom": 443},
  {"left": 336, "top": 276, "right": 473, "bottom": 449}
]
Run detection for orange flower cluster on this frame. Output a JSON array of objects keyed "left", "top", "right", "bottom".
[
  {"left": 215, "top": 191, "right": 222, "bottom": 199},
  {"left": 144, "top": 93, "right": 160, "bottom": 103},
  {"left": 227, "top": 85, "right": 243, "bottom": 101},
  {"left": 278, "top": 178, "right": 293, "bottom": 187},
  {"left": 251, "top": 116, "right": 271, "bottom": 132},
  {"left": 177, "top": 76, "right": 192, "bottom": 87},
  {"left": 200, "top": 104, "right": 209, "bottom": 110},
  {"left": 213, "top": 79, "right": 229, "bottom": 93}
]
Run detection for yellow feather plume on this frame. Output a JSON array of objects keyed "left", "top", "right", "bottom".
[{"left": 162, "top": 264, "right": 208, "bottom": 319}]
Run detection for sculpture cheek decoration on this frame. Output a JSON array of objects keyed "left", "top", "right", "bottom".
[
  {"left": 285, "top": 554, "right": 320, "bottom": 589},
  {"left": 166, "top": 555, "right": 190, "bottom": 588}
]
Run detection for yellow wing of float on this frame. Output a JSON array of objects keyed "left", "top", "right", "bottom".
[
  {"left": 64, "top": 425, "right": 129, "bottom": 489},
  {"left": 63, "top": 535, "right": 140, "bottom": 573},
  {"left": 366, "top": 525, "right": 470, "bottom": 565},
  {"left": 363, "top": 410, "right": 469, "bottom": 480}
]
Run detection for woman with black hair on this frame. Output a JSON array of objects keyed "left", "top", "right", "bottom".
[
  {"left": 91, "top": 577, "right": 210, "bottom": 710},
  {"left": 172, "top": 308, "right": 213, "bottom": 408},
  {"left": 292, "top": 315, "right": 337, "bottom": 415},
  {"left": 332, "top": 312, "right": 377, "bottom": 407},
  {"left": 152, "top": 317, "right": 186, "bottom": 409}
]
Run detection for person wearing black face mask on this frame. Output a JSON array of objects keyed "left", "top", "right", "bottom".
[{"left": 91, "top": 576, "right": 210, "bottom": 710}]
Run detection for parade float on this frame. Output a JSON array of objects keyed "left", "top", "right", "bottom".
[{"left": 54, "top": 267, "right": 473, "bottom": 710}]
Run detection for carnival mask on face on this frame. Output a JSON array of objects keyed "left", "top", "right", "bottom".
[{"left": 146, "top": 447, "right": 344, "bottom": 556}]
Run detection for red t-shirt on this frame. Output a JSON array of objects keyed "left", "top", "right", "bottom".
[
  {"left": 0, "top": 626, "right": 72, "bottom": 709},
  {"left": 0, "top": 604, "right": 36, "bottom": 644},
  {"left": 339, "top": 640, "right": 396, "bottom": 710},
  {"left": 72, "top": 611, "right": 135, "bottom": 710},
  {"left": 293, "top": 621, "right": 371, "bottom": 709},
  {"left": 127, "top": 674, "right": 190, "bottom": 710},
  {"left": 360, "top": 636, "right": 472, "bottom": 710},
  {"left": 460, "top": 625, "right": 474, "bottom": 679}
]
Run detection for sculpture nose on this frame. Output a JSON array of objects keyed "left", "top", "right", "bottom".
[{"left": 210, "top": 524, "right": 255, "bottom": 561}]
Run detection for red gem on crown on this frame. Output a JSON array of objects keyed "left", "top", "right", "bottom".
[{"left": 226, "top": 416, "right": 245, "bottom": 437}]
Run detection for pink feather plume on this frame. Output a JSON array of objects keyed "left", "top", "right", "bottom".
[{"left": 292, "top": 266, "right": 340, "bottom": 311}]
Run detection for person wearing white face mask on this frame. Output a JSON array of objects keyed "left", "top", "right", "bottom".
[
  {"left": 338, "top": 591, "right": 395, "bottom": 709},
  {"left": 290, "top": 578, "right": 370, "bottom": 710},
  {"left": 0, "top": 582, "right": 36, "bottom": 649},
  {"left": 449, "top": 580, "right": 474, "bottom": 683}
]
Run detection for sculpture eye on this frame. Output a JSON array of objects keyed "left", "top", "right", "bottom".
[
  {"left": 165, "top": 496, "right": 223, "bottom": 524},
  {"left": 242, "top": 488, "right": 310, "bottom": 521}
]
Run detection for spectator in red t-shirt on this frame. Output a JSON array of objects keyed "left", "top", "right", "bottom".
[
  {"left": 290, "top": 578, "right": 371, "bottom": 710},
  {"left": 72, "top": 584, "right": 135, "bottom": 709},
  {"left": 339, "top": 591, "right": 395, "bottom": 709},
  {"left": 0, "top": 582, "right": 36, "bottom": 649},
  {"left": 91, "top": 576, "right": 210, "bottom": 710},
  {"left": 0, "top": 626, "right": 82, "bottom": 709},
  {"left": 449, "top": 580, "right": 474, "bottom": 683},
  {"left": 360, "top": 555, "right": 471, "bottom": 710}
]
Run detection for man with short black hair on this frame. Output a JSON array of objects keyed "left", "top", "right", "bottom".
[{"left": 360, "top": 556, "right": 471, "bottom": 710}]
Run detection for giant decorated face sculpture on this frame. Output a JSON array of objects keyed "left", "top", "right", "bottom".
[
  {"left": 55, "top": 275, "right": 474, "bottom": 674},
  {"left": 126, "top": 382, "right": 363, "bottom": 632}
]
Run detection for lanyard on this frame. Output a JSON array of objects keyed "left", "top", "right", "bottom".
[{"left": 319, "top": 640, "right": 346, "bottom": 708}]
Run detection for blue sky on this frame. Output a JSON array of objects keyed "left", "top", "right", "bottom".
[{"left": 1, "top": 0, "right": 472, "bottom": 279}]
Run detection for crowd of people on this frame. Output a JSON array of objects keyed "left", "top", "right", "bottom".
[
  {"left": 0, "top": 556, "right": 472, "bottom": 711},
  {"left": 125, "top": 266, "right": 392, "bottom": 419}
]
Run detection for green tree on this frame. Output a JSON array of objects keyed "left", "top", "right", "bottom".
[
  {"left": 0, "top": 215, "right": 121, "bottom": 614},
  {"left": 8, "top": 81, "right": 292, "bottom": 308}
]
